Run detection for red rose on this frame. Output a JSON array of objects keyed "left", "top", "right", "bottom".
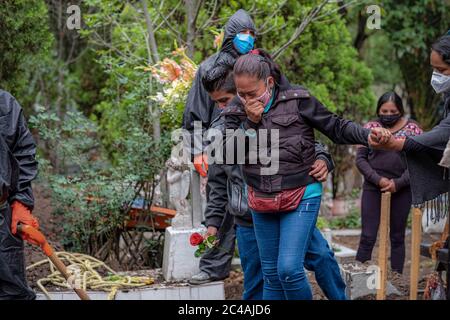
[{"left": 190, "top": 232, "right": 204, "bottom": 246}]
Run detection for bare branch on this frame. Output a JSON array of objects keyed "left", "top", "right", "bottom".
[
  {"left": 66, "top": 46, "right": 89, "bottom": 65},
  {"left": 193, "top": 0, "right": 204, "bottom": 24},
  {"left": 140, "top": 23, "right": 153, "bottom": 65},
  {"left": 246, "top": 2, "right": 273, "bottom": 17},
  {"left": 154, "top": 0, "right": 182, "bottom": 33},
  {"left": 66, "top": 35, "right": 77, "bottom": 64},
  {"left": 248, "top": 2, "right": 257, "bottom": 14},
  {"left": 90, "top": 31, "right": 146, "bottom": 64},
  {"left": 312, "top": 0, "right": 360, "bottom": 22},
  {"left": 112, "top": 19, "right": 144, "bottom": 50},
  {"left": 272, "top": 0, "right": 330, "bottom": 60},
  {"left": 257, "top": 22, "right": 288, "bottom": 36},
  {"left": 257, "top": 0, "right": 287, "bottom": 33},
  {"left": 154, "top": 1, "right": 183, "bottom": 40},
  {"left": 200, "top": 0, "right": 220, "bottom": 30}
]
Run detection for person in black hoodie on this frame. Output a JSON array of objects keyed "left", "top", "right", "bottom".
[
  {"left": 182, "top": 9, "right": 256, "bottom": 176},
  {"left": 201, "top": 65, "right": 347, "bottom": 300},
  {"left": 0, "top": 89, "right": 39, "bottom": 300}
]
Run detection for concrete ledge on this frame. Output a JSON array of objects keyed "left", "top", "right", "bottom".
[
  {"left": 35, "top": 281, "right": 225, "bottom": 300},
  {"left": 333, "top": 243, "right": 357, "bottom": 262},
  {"left": 331, "top": 229, "right": 361, "bottom": 237}
]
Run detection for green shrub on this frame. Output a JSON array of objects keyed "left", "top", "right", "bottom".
[
  {"left": 329, "top": 209, "right": 361, "bottom": 230},
  {"left": 29, "top": 107, "right": 171, "bottom": 263},
  {"left": 316, "top": 216, "right": 330, "bottom": 230}
]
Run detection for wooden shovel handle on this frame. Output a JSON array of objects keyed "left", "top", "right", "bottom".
[
  {"left": 48, "top": 253, "right": 90, "bottom": 300},
  {"left": 18, "top": 225, "right": 90, "bottom": 300}
]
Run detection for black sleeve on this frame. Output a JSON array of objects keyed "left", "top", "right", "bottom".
[
  {"left": 8, "top": 99, "right": 38, "bottom": 209},
  {"left": 182, "top": 63, "right": 216, "bottom": 157},
  {"left": 314, "top": 142, "right": 335, "bottom": 172},
  {"left": 403, "top": 137, "right": 430, "bottom": 153},
  {"left": 222, "top": 106, "right": 247, "bottom": 131},
  {"left": 300, "top": 96, "right": 370, "bottom": 146},
  {"left": 221, "top": 106, "right": 249, "bottom": 164},
  {"left": 204, "top": 164, "right": 229, "bottom": 229},
  {"left": 405, "top": 115, "right": 450, "bottom": 153},
  {"left": 393, "top": 168, "right": 410, "bottom": 191},
  {"left": 355, "top": 146, "right": 382, "bottom": 186}
]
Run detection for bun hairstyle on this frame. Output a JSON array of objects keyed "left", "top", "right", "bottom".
[{"left": 233, "top": 48, "right": 282, "bottom": 85}]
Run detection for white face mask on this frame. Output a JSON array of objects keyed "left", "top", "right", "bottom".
[{"left": 431, "top": 71, "right": 450, "bottom": 94}]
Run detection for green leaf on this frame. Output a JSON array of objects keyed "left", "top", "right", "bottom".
[{"left": 194, "top": 249, "right": 202, "bottom": 258}]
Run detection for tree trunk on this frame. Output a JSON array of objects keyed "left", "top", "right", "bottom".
[
  {"left": 141, "top": 0, "right": 161, "bottom": 141},
  {"left": 353, "top": 10, "right": 368, "bottom": 53},
  {"left": 185, "top": 0, "right": 200, "bottom": 58}
]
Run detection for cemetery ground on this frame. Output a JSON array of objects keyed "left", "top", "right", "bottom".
[
  {"left": 225, "top": 234, "right": 438, "bottom": 300},
  {"left": 26, "top": 184, "right": 437, "bottom": 300}
]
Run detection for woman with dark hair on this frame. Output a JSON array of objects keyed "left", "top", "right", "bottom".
[
  {"left": 369, "top": 33, "right": 450, "bottom": 215},
  {"left": 356, "top": 91, "right": 423, "bottom": 274},
  {"left": 202, "top": 64, "right": 348, "bottom": 300},
  {"left": 222, "top": 49, "right": 390, "bottom": 300},
  {"left": 369, "top": 36, "right": 450, "bottom": 297}
]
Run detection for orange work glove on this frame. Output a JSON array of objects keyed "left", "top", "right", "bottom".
[
  {"left": 10, "top": 201, "right": 40, "bottom": 244},
  {"left": 193, "top": 153, "right": 208, "bottom": 177}
]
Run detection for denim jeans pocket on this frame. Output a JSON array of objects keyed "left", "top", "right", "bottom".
[{"left": 298, "top": 196, "right": 321, "bottom": 214}]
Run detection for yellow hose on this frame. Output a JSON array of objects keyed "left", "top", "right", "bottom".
[{"left": 27, "top": 251, "right": 154, "bottom": 300}]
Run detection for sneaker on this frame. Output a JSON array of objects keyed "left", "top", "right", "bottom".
[{"left": 189, "top": 271, "right": 213, "bottom": 285}]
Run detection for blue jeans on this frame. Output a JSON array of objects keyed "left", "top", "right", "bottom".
[
  {"left": 236, "top": 225, "right": 264, "bottom": 300},
  {"left": 304, "top": 228, "right": 347, "bottom": 300},
  {"left": 252, "top": 196, "right": 345, "bottom": 300}
]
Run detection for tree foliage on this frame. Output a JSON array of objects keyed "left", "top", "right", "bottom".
[
  {"left": 8, "top": 0, "right": 440, "bottom": 260},
  {"left": 377, "top": 0, "right": 449, "bottom": 128},
  {"left": 0, "top": 0, "right": 53, "bottom": 110}
]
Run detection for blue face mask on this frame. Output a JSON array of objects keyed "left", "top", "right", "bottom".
[{"left": 233, "top": 33, "right": 254, "bottom": 54}]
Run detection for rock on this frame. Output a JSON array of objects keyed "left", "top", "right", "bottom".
[{"left": 340, "top": 264, "right": 401, "bottom": 299}]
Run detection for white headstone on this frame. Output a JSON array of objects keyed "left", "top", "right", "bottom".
[{"left": 162, "top": 145, "right": 208, "bottom": 281}]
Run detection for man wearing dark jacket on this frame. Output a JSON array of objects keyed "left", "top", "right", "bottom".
[
  {"left": 0, "top": 89, "right": 39, "bottom": 300},
  {"left": 182, "top": 9, "right": 256, "bottom": 174},
  {"left": 184, "top": 9, "right": 257, "bottom": 284}
]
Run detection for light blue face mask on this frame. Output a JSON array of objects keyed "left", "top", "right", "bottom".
[{"left": 233, "top": 33, "right": 255, "bottom": 54}]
